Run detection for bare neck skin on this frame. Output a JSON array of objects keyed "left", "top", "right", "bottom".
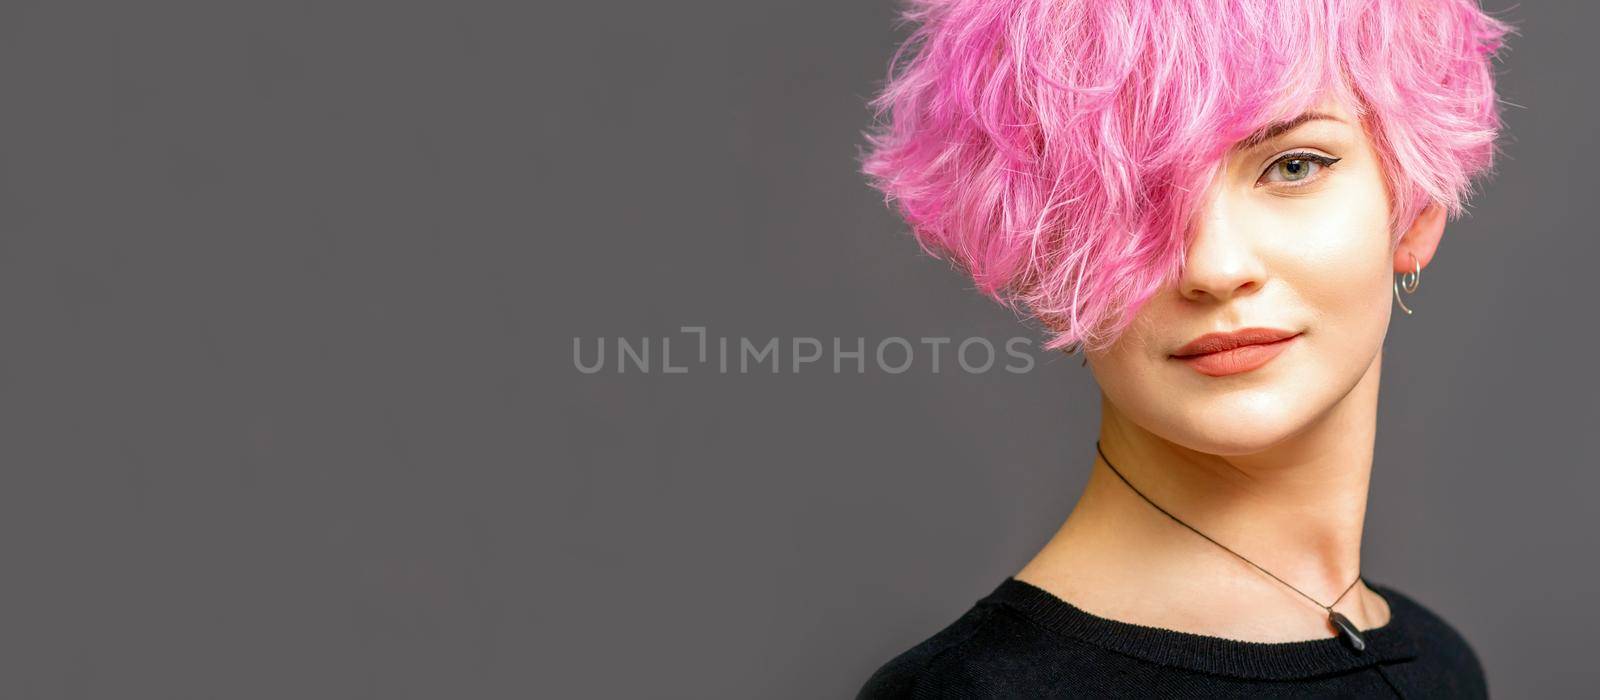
[{"left": 1016, "top": 349, "right": 1393, "bottom": 642}]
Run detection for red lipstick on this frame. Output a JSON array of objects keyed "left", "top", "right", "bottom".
[{"left": 1171, "top": 327, "right": 1301, "bottom": 377}]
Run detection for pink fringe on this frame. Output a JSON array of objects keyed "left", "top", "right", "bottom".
[{"left": 859, "top": 0, "right": 1515, "bottom": 352}]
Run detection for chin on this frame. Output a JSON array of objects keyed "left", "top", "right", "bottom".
[{"left": 1162, "top": 391, "right": 1320, "bottom": 456}]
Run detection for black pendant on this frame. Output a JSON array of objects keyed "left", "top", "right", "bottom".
[{"left": 1328, "top": 610, "right": 1366, "bottom": 653}]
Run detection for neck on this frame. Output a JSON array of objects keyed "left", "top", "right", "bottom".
[{"left": 1018, "top": 349, "right": 1390, "bottom": 641}]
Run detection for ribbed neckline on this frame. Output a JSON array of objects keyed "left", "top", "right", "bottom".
[{"left": 982, "top": 577, "right": 1422, "bottom": 680}]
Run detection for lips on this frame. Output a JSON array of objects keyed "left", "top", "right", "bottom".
[{"left": 1171, "top": 327, "right": 1301, "bottom": 377}]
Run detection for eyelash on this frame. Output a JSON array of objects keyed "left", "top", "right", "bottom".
[{"left": 1259, "top": 151, "right": 1342, "bottom": 189}]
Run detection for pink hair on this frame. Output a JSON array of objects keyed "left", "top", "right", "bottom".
[{"left": 859, "top": 0, "right": 1515, "bottom": 352}]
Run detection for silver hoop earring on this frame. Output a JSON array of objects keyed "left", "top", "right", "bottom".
[{"left": 1393, "top": 251, "right": 1421, "bottom": 315}]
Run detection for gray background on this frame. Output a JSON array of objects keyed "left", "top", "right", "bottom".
[{"left": 0, "top": 1, "right": 1588, "bottom": 698}]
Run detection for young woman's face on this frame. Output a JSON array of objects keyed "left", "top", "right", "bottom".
[{"left": 1085, "top": 98, "right": 1419, "bottom": 454}]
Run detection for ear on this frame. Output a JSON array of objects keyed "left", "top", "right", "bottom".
[{"left": 1395, "top": 202, "right": 1446, "bottom": 272}]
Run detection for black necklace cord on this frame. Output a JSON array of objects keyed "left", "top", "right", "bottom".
[{"left": 1094, "top": 440, "right": 1371, "bottom": 651}]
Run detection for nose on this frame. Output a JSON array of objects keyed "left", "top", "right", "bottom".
[{"left": 1177, "top": 189, "right": 1268, "bottom": 304}]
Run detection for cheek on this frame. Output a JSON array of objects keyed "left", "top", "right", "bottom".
[
  {"left": 1267, "top": 188, "right": 1394, "bottom": 329},
  {"left": 1085, "top": 302, "right": 1186, "bottom": 414}
]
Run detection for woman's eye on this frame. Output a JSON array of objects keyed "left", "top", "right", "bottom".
[{"left": 1258, "top": 152, "right": 1341, "bottom": 188}]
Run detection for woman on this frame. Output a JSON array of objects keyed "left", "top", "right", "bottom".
[{"left": 856, "top": 0, "right": 1514, "bottom": 697}]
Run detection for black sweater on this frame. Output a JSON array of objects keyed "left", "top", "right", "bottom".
[{"left": 858, "top": 577, "right": 1487, "bottom": 698}]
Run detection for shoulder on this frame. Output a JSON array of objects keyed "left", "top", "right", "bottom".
[
  {"left": 856, "top": 600, "right": 1100, "bottom": 699},
  {"left": 1373, "top": 583, "right": 1491, "bottom": 695}
]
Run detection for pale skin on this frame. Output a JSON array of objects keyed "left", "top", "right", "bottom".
[{"left": 1016, "top": 97, "right": 1448, "bottom": 643}]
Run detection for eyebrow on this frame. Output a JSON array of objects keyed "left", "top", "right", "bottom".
[{"left": 1237, "top": 111, "right": 1347, "bottom": 151}]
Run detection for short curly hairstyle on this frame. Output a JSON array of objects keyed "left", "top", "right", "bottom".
[{"left": 859, "top": 0, "right": 1515, "bottom": 352}]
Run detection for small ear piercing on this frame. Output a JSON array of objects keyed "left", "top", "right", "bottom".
[{"left": 1393, "top": 251, "right": 1421, "bottom": 315}]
